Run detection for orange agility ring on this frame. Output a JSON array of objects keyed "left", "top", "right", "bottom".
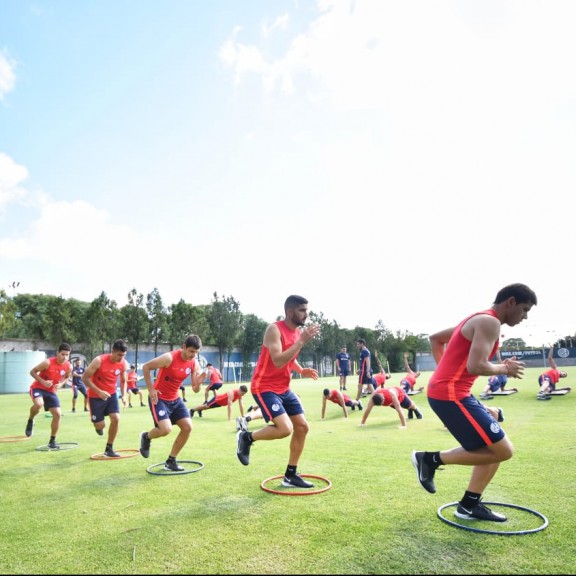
[
  {"left": 260, "top": 474, "right": 332, "bottom": 496},
  {"left": 0, "top": 435, "right": 31, "bottom": 443},
  {"left": 90, "top": 449, "right": 140, "bottom": 460}
]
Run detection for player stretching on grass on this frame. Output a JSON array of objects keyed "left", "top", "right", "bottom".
[
  {"left": 236, "top": 295, "right": 320, "bottom": 488},
  {"left": 412, "top": 283, "right": 537, "bottom": 522}
]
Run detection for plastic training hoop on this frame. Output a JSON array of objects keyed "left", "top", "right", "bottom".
[
  {"left": 90, "top": 449, "right": 139, "bottom": 460},
  {"left": 35, "top": 442, "right": 79, "bottom": 452},
  {"left": 260, "top": 474, "right": 332, "bottom": 496},
  {"left": 146, "top": 460, "right": 204, "bottom": 476},
  {"left": 437, "top": 501, "right": 548, "bottom": 535},
  {"left": 0, "top": 435, "right": 31, "bottom": 443}
]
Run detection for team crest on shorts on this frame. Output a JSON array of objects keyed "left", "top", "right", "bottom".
[
  {"left": 490, "top": 422, "right": 501, "bottom": 434},
  {"left": 159, "top": 410, "right": 166, "bottom": 416},
  {"left": 272, "top": 403, "right": 280, "bottom": 412}
]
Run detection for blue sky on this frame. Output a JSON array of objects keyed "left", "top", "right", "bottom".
[{"left": 1, "top": 0, "right": 575, "bottom": 346}]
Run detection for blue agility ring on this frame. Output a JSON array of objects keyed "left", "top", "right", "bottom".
[
  {"left": 146, "top": 460, "right": 204, "bottom": 476},
  {"left": 437, "top": 501, "right": 548, "bottom": 535}
]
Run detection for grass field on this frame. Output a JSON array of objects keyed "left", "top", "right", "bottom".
[{"left": 1, "top": 368, "right": 575, "bottom": 575}]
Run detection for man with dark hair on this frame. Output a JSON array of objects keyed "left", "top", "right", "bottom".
[
  {"left": 83, "top": 339, "right": 129, "bottom": 458},
  {"left": 537, "top": 344, "right": 569, "bottom": 400},
  {"left": 356, "top": 339, "right": 374, "bottom": 400},
  {"left": 126, "top": 364, "right": 145, "bottom": 407},
  {"left": 203, "top": 363, "right": 224, "bottom": 402},
  {"left": 412, "top": 283, "right": 537, "bottom": 522},
  {"left": 236, "top": 295, "right": 321, "bottom": 488},
  {"left": 71, "top": 357, "right": 89, "bottom": 413},
  {"left": 335, "top": 346, "right": 351, "bottom": 391},
  {"left": 321, "top": 388, "right": 363, "bottom": 419},
  {"left": 25, "top": 343, "right": 72, "bottom": 448},
  {"left": 359, "top": 386, "right": 422, "bottom": 428},
  {"left": 139, "top": 335, "right": 208, "bottom": 471}
]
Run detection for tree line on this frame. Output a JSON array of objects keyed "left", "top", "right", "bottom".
[{"left": 0, "top": 287, "right": 435, "bottom": 379}]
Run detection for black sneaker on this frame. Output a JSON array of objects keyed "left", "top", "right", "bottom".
[
  {"left": 104, "top": 448, "right": 120, "bottom": 458},
  {"left": 128, "top": 404, "right": 133, "bottom": 408},
  {"left": 497, "top": 408, "right": 504, "bottom": 422},
  {"left": 96, "top": 428, "right": 104, "bottom": 436},
  {"left": 164, "top": 459, "right": 184, "bottom": 472},
  {"left": 351, "top": 404, "right": 356, "bottom": 411},
  {"left": 182, "top": 398, "right": 187, "bottom": 403},
  {"left": 48, "top": 441, "right": 60, "bottom": 450},
  {"left": 537, "top": 392, "right": 551, "bottom": 401},
  {"left": 198, "top": 410, "right": 203, "bottom": 418},
  {"left": 480, "top": 393, "right": 493, "bottom": 400},
  {"left": 416, "top": 412, "right": 423, "bottom": 420},
  {"left": 247, "top": 405, "right": 255, "bottom": 413},
  {"left": 140, "top": 403, "right": 145, "bottom": 407},
  {"left": 357, "top": 401, "right": 363, "bottom": 411},
  {"left": 236, "top": 430, "right": 252, "bottom": 466},
  {"left": 140, "top": 431, "right": 151, "bottom": 458},
  {"left": 282, "top": 474, "right": 314, "bottom": 488},
  {"left": 25, "top": 419, "right": 34, "bottom": 437},
  {"left": 411, "top": 450, "right": 436, "bottom": 494},
  {"left": 408, "top": 409, "right": 414, "bottom": 420},
  {"left": 84, "top": 408, "right": 89, "bottom": 412},
  {"left": 454, "top": 501, "right": 507, "bottom": 522},
  {"left": 189, "top": 409, "right": 195, "bottom": 418},
  {"left": 72, "top": 408, "right": 76, "bottom": 413}
]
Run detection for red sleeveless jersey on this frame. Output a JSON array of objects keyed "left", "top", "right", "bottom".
[
  {"left": 375, "top": 386, "right": 405, "bottom": 406},
  {"left": 427, "top": 309, "right": 500, "bottom": 401},
  {"left": 30, "top": 356, "right": 71, "bottom": 393},
  {"left": 251, "top": 321, "right": 301, "bottom": 395},
  {"left": 154, "top": 350, "right": 197, "bottom": 401},
  {"left": 88, "top": 354, "right": 128, "bottom": 398}
]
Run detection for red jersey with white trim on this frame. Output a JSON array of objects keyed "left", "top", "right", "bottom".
[
  {"left": 375, "top": 386, "right": 405, "bottom": 406},
  {"left": 427, "top": 309, "right": 500, "bottom": 401},
  {"left": 373, "top": 373, "right": 388, "bottom": 387},
  {"left": 88, "top": 354, "right": 128, "bottom": 398},
  {"left": 401, "top": 374, "right": 416, "bottom": 389},
  {"left": 541, "top": 368, "right": 561, "bottom": 383},
  {"left": 328, "top": 389, "right": 352, "bottom": 404},
  {"left": 213, "top": 388, "right": 242, "bottom": 407},
  {"left": 154, "top": 350, "right": 196, "bottom": 401},
  {"left": 127, "top": 370, "right": 138, "bottom": 388},
  {"left": 209, "top": 367, "right": 223, "bottom": 384},
  {"left": 251, "top": 320, "right": 301, "bottom": 395},
  {"left": 30, "top": 357, "right": 71, "bottom": 393}
]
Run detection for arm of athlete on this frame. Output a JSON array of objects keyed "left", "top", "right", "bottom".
[
  {"left": 429, "top": 327, "right": 454, "bottom": 366},
  {"left": 465, "top": 315, "right": 524, "bottom": 378},
  {"left": 265, "top": 323, "right": 321, "bottom": 370},
  {"left": 142, "top": 353, "right": 172, "bottom": 405},
  {"left": 390, "top": 391, "right": 407, "bottom": 429},
  {"left": 29, "top": 359, "right": 52, "bottom": 389},
  {"left": 336, "top": 390, "right": 348, "bottom": 418},
  {"left": 82, "top": 356, "right": 108, "bottom": 400}
]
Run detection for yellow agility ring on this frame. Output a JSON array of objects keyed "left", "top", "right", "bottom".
[
  {"left": 90, "top": 449, "right": 140, "bottom": 460},
  {"left": 0, "top": 435, "right": 31, "bottom": 443},
  {"left": 260, "top": 474, "right": 332, "bottom": 496}
]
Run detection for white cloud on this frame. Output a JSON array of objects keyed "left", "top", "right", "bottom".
[
  {"left": 0, "top": 53, "right": 16, "bottom": 99},
  {"left": 0, "top": 153, "right": 28, "bottom": 212}
]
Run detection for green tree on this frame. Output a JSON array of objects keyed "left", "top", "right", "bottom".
[
  {"left": 207, "top": 292, "right": 243, "bottom": 379},
  {"left": 167, "top": 300, "right": 212, "bottom": 348},
  {"left": 84, "top": 292, "right": 120, "bottom": 358},
  {"left": 119, "top": 289, "right": 148, "bottom": 366},
  {"left": 44, "top": 295, "right": 78, "bottom": 348},
  {"left": 239, "top": 313, "right": 267, "bottom": 381},
  {"left": 0, "top": 290, "right": 18, "bottom": 337},
  {"left": 146, "top": 287, "right": 169, "bottom": 357}
]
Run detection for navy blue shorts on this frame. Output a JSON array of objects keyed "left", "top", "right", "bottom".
[
  {"left": 538, "top": 375, "right": 555, "bottom": 391},
  {"left": 359, "top": 371, "right": 374, "bottom": 385},
  {"left": 89, "top": 394, "right": 120, "bottom": 423},
  {"left": 127, "top": 387, "right": 140, "bottom": 395},
  {"left": 488, "top": 375, "right": 508, "bottom": 392},
  {"left": 150, "top": 397, "right": 190, "bottom": 425},
  {"left": 207, "top": 382, "right": 223, "bottom": 392},
  {"left": 252, "top": 389, "right": 304, "bottom": 423},
  {"left": 428, "top": 395, "right": 505, "bottom": 451},
  {"left": 73, "top": 382, "right": 87, "bottom": 399},
  {"left": 339, "top": 368, "right": 350, "bottom": 376},
  {"left": 30, "top": 388, "right": 60, "bottom": 410}
]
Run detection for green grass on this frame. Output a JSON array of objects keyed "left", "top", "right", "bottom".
[{"left": 1, "top": 368, "right": 575, "bottom": 574}]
